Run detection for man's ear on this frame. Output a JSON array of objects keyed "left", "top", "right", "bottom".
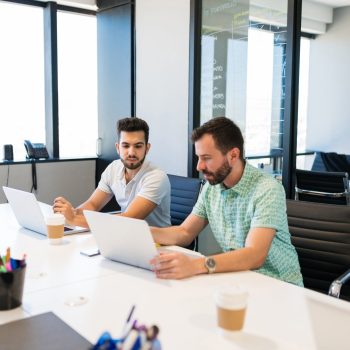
[
  {"left": 115, "top": 143, "right": 120, "bottom": 155},
  {"left": 146, "top": 143, "right": 151, "bottom": 154},
  {"left": 228, "top": 147, "right": 240, "bottom": 162}
]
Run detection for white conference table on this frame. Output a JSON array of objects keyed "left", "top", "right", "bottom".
[{"left": 1, "top": 203, "right": 350, "bottom": 350}]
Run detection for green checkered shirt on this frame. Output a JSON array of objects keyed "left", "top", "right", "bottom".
[{"left": 193, "top": 163, "right": 303, "bottom": 286}]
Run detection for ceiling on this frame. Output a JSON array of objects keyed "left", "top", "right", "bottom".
[{"left": 311, "top": 0, "right": 350, "bottom": 7}]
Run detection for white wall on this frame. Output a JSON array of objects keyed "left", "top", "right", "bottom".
[
  {"left": 136, "top": 0, "right": 190, "bottom": 176},
  {"left": 306, "top": 7, "right": 350, "bottom": 154},
  {"left": 0, "top": 160, "right": 95, "bottom": 205}
]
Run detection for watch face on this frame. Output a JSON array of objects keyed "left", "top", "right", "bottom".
[
  {"left": 207, "top": 258, "right": 216, "bottom": 268},
  {"left": 205, "top": 257, "right": 216, "bottom": 273}
]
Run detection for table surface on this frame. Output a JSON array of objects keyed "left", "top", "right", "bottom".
[{"left": 1, "top": 203, "right": 350, "bottom": 350}]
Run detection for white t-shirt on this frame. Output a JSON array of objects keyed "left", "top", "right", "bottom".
[{"left": 98, "top": 160, "right": 171, "bottom": 227}]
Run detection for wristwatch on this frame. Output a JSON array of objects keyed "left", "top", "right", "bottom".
[{"left": 204, "top": 257, "right": 216, "bottom": 274}]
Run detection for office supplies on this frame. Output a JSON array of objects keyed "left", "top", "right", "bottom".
[
  {"left": 0, "top": 250, "right": 27, "bottom": 310},
  {"left": 92, "top": 315, "right": 162, "bottom": 350},
  {"left": 84, "top": 210, "right": 203, "bottom": 270},
  {"left": 0, "top": 312, "right": 92, "bottom": 349},
  {"left": 3, "top": 186, "right": 89, "bottom": 235},
  {"left": 121, "top": 304, "right": 136, "bottom": 338}
]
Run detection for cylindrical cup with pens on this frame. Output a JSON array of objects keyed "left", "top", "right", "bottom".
[{"left": 0, "top": 247, "right": 27, "bottom": 310}]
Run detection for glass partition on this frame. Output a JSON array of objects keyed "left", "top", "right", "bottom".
[{"left": 200, "top": 0, "right": 288, "bottom": 176}]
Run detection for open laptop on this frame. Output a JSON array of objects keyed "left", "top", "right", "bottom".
[
  {"left": 3, "top": 186, "right": 89, "bottom": 235},
  {"left": 84, "top": 210, "right": 202, "bottom": 270}
]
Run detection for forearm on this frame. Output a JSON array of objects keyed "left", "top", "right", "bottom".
[
  {"left": 151, "top": 225, "right": 195, "bottom": 247},
  {"left": 212, "top": 247, "right": 266, "bottom": 273}
]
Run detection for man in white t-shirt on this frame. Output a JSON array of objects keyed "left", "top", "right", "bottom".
[{"left": 53, "top": 117, "right": 171, "bottom": 228}]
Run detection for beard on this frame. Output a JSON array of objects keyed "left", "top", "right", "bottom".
[
  {"left": 202, "top": 159, "right": 232, "bottom": 185},
  {"left": 121, "top": 153, "right": 146, "bottom": 170}
]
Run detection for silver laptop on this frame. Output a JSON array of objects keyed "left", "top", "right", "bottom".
[
  {"left": 3, "top": 186, "right": 89, "bottom": 235},
  {"left": 84, "top": 210, "right": 202, "bottom": 270}
]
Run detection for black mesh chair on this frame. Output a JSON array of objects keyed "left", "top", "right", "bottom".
[
  {"left": 168, "top": 174, "right": 203, "bottom": 251},
  {"left": 287, "top": 199, "right": 350, "bottom": 300},
  {"left": 295, "top": 169, "right": 350, "bottom": 205}
]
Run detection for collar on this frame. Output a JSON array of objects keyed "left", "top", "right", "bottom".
[
  {"left": 220, "top": 162, "right": 254, "bottom": 195},
  {"left": 117, "top": 159, "right": 150, "bottom": 184}
]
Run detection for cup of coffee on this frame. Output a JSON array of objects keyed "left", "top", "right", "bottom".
[
  {"left": 214, "top": 285, "right": 248, "bottom": 333},
  {"left": 46, "top": 214, "right": 65, "bottom": 244}
]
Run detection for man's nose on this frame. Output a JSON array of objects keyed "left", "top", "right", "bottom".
[
  {"left": 197, "top": 159, "right": 205, "bottom": 172},
  {"left": 128, "top": 147, "right": 136, "bottom": 156}
]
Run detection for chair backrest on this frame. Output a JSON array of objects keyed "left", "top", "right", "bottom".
[
  {"left": 295, "top": 169, "right": 350, "bottom": 205},
  {"left": 168, "top": 174, "right": 203, "bottom": 250},
  {"left": 287, "top": 199, "right": 350, "bottom": 300}
]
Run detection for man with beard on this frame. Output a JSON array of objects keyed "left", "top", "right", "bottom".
[
  {"left": 53, "top": 117, "right": 171, "bottom": 228},
  {"left": 150, "top": 117, "right": 303, "bottom": 286}
]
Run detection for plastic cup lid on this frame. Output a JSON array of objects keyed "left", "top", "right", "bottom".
[
  {"left": 214, "top": 285, "right": 248, "bottom": 310},
  {"left": 45, "top": 213, "right": 65, "bottom": 225}
]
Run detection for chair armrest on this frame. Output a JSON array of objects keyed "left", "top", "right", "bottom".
[{"left": 328, "top": 268, "right": 350, "bottom": 298}]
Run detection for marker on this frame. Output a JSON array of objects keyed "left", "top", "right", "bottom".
[
  {"left": 5, "top": 262, "right": 12, "bottom": 272},
  {"left": 6, "top": 247, "right": 11, "bottom": 263}
]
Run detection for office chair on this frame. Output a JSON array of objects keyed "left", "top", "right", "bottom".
[
  {"left": 312, "top": 151, "right": 350, "bottom": 173},
  {"left": 287, "top": 199, "right": 350, "bottom": 301},
  {"left": 167, "top": 174, "right": 203, "bottom": 251},
  {"left": 295, "top": 169, "right": 350, "bottom": 205}
]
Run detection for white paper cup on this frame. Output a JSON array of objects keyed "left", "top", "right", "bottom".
[
  {"left": 214, "top": 285, "right": 248, "bottom": 332},
  {"left": 45, "top": 214, "right": 65, "bottom": 244}
]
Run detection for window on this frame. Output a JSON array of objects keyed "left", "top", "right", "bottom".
[
  {"left": 200, "top": 0, "right": 288, "bottom": 175},
  {"left": 0, "top": 2, "right": 45, "bottom": 160},
  {"left": 57, "top": 11, "right": 97, "bottom": 158},
  {"left": 297, "top": 37, "right": 310, "bottom": 153}
]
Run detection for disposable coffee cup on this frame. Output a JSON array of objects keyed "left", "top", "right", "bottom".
[
  {"left": 214, "top": 286, "right": 248, "bottom": 332},
  {"left": 46, "top": 214, "right": 65, "bottom": 245},
  {"left": 0, "top": 262, "right": 26, "bottom": 310}
]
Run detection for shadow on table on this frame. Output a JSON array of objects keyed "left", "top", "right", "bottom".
[{"left": 97, "top": 258, "right": 172, "bottom": 287}]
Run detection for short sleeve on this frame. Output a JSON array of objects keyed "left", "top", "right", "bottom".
[
  {"left": 250, "top": 180, "right": 287, "bottom": 230},
  {"left": 191, "top": 182, "right": 209, "bottom": 219},
  {"left": 137, "top": 170, "right": 170, "bottom": 205},
  {"left": 97, "top": 163, "right": 114, "bottom": 194}
]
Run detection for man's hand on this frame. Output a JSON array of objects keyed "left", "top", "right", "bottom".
[
  {"left": 150, "top": 252, "right": 203, "bottom": 280},
  {"left": 53, "top": 197, "right": 76, "bottom": 223}
]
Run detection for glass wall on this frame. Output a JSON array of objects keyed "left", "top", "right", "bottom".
[
  {"left": 0, "top": 2, "right": 45, "bottom": 160},
  {"left": 297, "top": 5, "right": 350, "bottom": 172},
  {"left": 57, "top": 11, "right": 98, "bottom": 158},
  {"left": 200, "top": 0, "right": 288, "bottom": 175}
]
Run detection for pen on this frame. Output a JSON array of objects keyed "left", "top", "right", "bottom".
[{"left": 122, "top": 305, "right": 136, "bottom": 338}]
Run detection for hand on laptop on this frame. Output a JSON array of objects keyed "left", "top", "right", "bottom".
[{"left": 150, "top": 252, "right": 204, "bottom": 280}]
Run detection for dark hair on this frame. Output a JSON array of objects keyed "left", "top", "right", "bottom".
[
  {"left": 191, "top": 117, "right": 244, "bottom": 159},
  {"left": 116, "top": 117, "right": 150, "bottom": 144}
]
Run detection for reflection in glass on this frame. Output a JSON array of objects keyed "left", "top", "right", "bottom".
[{"left": 200, "top": 0, "right": 288, "bottom": 175}]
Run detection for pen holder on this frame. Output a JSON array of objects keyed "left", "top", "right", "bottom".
[{"left": 0, "top": 262, "right": 26, "bottom": 310}]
